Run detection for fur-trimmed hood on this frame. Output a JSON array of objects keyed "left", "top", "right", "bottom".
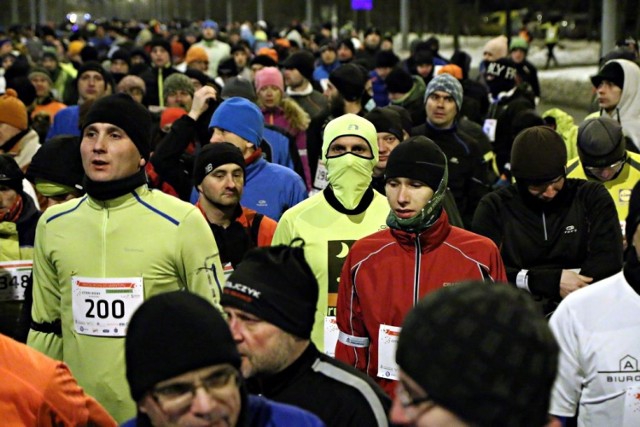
[{"left": 260, "top": 97, "right": 310, "bottom": 133}]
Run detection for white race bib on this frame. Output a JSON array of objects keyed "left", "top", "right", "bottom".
[
  {"left": 483, "top": 118, "right": 498, "bottom": 142},
  {"left": 324, "top": 315, "right": 339, "bottom": 357},
  {"left": 313, "top": 159, "right": 329, "bottom": 190},
  {"left": 377, "top": 324, "right": 402, "bottom": 381},
  {"left": 623, "top": 386, "right": 640, "bottom": 427},
  {"left": 0, "top": 260, "right": 32, "bottom": 302},
  {"left": 72, "top": 276, "right": 144, "bottom": 337}
]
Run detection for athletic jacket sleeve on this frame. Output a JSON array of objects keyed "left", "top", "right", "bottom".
[
  {"left": 548, "top": 302, "right": 582, "bottom": 417},
  {"left": 272, "top": 212, "right": 295, "bottom": 246},
  {"left": 27, "top": 216, "right": 63, "bottom": 360},
  {"left": 176, "top": 208, "right": 225, "bottom": 312},
  {"left": 285, "top": 175, "right": 308, "bottom": 214},
  {"left": 334, "top": 250, "right": 370, "bottom": 373}
]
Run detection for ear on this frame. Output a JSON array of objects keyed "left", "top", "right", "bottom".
[
  {"left": 139, "top": 158, "right": 147, "bottom": 168},
  {"left": 197, "top": 184, "right": 203, "bottom": 193}
]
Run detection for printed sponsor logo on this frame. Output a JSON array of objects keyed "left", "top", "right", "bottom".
[
  {"left": 599, "top": 355, "right": 640, "bottom": 383},
  {"left": 564, "top": 225, "right": 577, "bottom": 234}
]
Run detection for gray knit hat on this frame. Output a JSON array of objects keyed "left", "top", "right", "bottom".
[
  {"left": 577, "top": 117, "right": 626, "bottom": 167},
  {"left": 163, "top": 73, "right": 194, "bottom": 99},
  {"left": 424, "top": 73, "right": 463, "bottom": 112},
  {"left": 397, "top": 281, "right": 558, "bottom": 427}
]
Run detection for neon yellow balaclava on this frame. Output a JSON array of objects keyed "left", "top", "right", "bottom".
[{"left": 322, "top": 114, "right": 379, "bottom": 209}]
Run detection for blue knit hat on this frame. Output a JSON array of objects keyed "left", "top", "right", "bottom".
[
  {"left": 209, "top": 97, "right": 263, "bottom": 147},
  {"left": 202, "top": 19, "right": 219, "bottom": 31},
  {"left": 424, "top": 73, "right": 463, "bottom": 112}
]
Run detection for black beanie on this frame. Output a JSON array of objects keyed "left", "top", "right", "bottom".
[
  {"left": 26, "top": 135, "right": 85, "bottom": 193},
  {"left": 148, "top": 37, "right": 172, "bottom": 60},
  {"left": 485, "top": 57, "right": 518, "bottom": 97},
  {"left": 413, "top": 49, "right": 434, "bottom": 66},
  {"left": 0, "top": 154, "right": 24, "bottom": 193},
  {"left": 281, "top": 51, "right": 315, "bottom": 82},
  {"left": 111, "top": 48, "right": 131, "bottom": 66},
  {"left": 329, "top": 63, "right": 366, "bottom": 102},
  {"left": 375, "top": 50, "right": 399, "bottom": 68},
  {"left": 251, "top": 55, "right": 278, "bottom": 68},
  {"left": 384, "top": 68, "right": 414, "bottom": 94},
  {"left": 222, "top": 242, "right": 318, "bottom": 339},
  {"left": 397, "top": 281, "right": 558, "bottom": 427},
  {"left": 384, "top": 105, "right": 412, "bottom": 135},
  {"left": 125, "top": 291, "right": 240, "bottom": 401},
  {"left": 577, "top": 117, "right": 626, "bottom": 167},
  {"left": 365, "top": 107, "right": 404, "bottom": 141},
  {"left": 385, "top": 136, "right": 446, "bottom": 190},
  {"left": 511, "top": 126, "right": 567, "bottom": 182},
  {"left": 193, "top": 142, "right": 245, "bottom": 186},
  {"left": 511, "top": 109, "right": 545, "bottom": 140},
  {"left": 82, "top": 93, "right": 152, "bottom": 161}
]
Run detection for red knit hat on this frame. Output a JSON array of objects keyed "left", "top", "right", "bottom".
[{"left": 0, "top": 89, "right": 28, "bottom": 130}]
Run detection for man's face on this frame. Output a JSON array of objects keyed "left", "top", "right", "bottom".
[
  {"left": 390, "top": 370, "right": 470, "bottom": 427},
  {"left": 416, "top": 64, "right": 433, "bottom": 78},
  {"left": 202, "top": 27, "right": 216, "bottom": 41},
  {"left": 375, "top": 66, "right": 392, "bottom": 80},
  {"left": 80, "top": 123, "right": 144, "bottom": 182},
  {"left": 77, "top": 71, "right": 107, "bottom": 102},
  {"left": 110, "top": 58, "right": 129, "bottom": 74},
  {"left": 584, "top": 158, "right": 625, "bottom": 182},
  {"left": 139, "top": 364, "right": 241, "bottom": 427},
  {"left": 189, "top": 59, "right": 209, "bottom": 73},
  {"left": 365, "top": 33, "right": 381, "bottom": 50},
  {"left": 510, "top": 49, "right": 526, "bottom": 64},
  {"left": 0, "top": 122, "right": 21, "bottom": 146},
  {"left": 225, "top": 307, "right": 299, "bottom": 378},
  {"left": 327, "top": 135, "right": 373, "bottom": 159},
  {"left": 198, "top": 164, "right": 244, "bottom": 207},
  {"left": 375, "top": 132, "right": 400, "bottom": 173},
  {"left": 321, "top": 48, "right": 336, "bottom": 65},
  {"left": 526, "top": 176, "right": 565, "bottom": 202},
  {"left": 0, "top": 185, "right": 18, "bottom": 217},
  {"left": 596, "top": 80, "right": 623, "bottom": 112},
  {"left": 386, "top": 177, "right": 435, "bottom": 219},
  {"left": 426, "top": 90, "right": 457, "bottom": 129},
  {"left": 30, "top": 75, "right": 51, "bottom": 98},
  {"left": 337, "top": 45, "right": 353, "bottom": 61},
  {"left": 151, "top": 46, "right": 170, "bottom": 68},
  {"left": 283, "top": 68, "right": 305, "bottom": 89},
  {"left": 42, "top": 57, "right": 57, "bottom": 72},
  {"left": 210, "top": 128, "right": 252, "bottom": 158},
  {"left": 233, "top": 51, "right": 248, "bottom": 68},
  {"left": 165, "top": 90, "right": 193, "bottom": 111}
]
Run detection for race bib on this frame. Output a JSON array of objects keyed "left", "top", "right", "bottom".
[
  {"left": 622, "top": 386, "right": 640, "bottom": 427},
  {"left": 483, "top": 118, "right": 498, "bottom": 142},
  {"left": 72, "top": 276, "right": 144, "bottom": 337},
  {"left": 324, "top": 315, "right": 339, "bottom": 357},
  {"left": 0, "top": 260, "right": 32, "bottom": 302},
  {"left": 377, "top": 324, "right": 402, "bottom": 381},
  {"left": 313, "top": 159, "right": 329, "bottom": 190}
]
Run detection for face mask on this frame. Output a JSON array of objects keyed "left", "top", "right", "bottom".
[
  {"left": 386, "top": 166, "right": 449, "bottom": 233},
  {"left": 326, "top": 153, "right": 374, "bottom": 210}
]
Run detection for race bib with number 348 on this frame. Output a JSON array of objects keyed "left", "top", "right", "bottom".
[{"left": 0, "top": 260, "right": 32, "bottom": 302}]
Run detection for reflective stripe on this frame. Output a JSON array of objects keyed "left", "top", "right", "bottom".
[
  {"left": 338, "top": 331, "right": 370, "bottom": 347},
  {"left": 516, "top": 269, "right": 530, "bottom": 293}
]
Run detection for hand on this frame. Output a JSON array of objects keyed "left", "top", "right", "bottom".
[
  {"left": 188, "top": 85, "right": 217, "bottom": 121},
  {"left": 559, "top": 270, "right": 592, "bottom": 299}
]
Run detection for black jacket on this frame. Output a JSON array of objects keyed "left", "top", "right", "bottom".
[
  {"left": 246, "top": 342, "right": 390, "bottom": 427},
  {"left": 472, "top": 179, "right": 623, "bottom": 310},
  {"left": 411, "top": 121, "right": 490, "bottom": 228}
]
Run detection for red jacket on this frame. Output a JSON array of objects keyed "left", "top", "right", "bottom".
[{"left": 335, "top": 210, "right": 507, "bottom": 396}]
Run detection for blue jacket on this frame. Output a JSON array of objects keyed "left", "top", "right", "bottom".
[
  {"left": 242, "top": 157, "right": 307, "bottom": 221},
  {"left": 120, "top": 395, "right": 325, "bottom": 427},
  {"left": 313, "top": 62, "right": 340, "bottom": 83},
  {"left": 46, "top": 105, "right": 80, "bottom": 141},
  {"left": 369, "top": 70, "right": 389, "bottom": 107}
]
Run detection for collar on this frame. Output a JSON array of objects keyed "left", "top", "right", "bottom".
[
  {"left": 286, "top": 83, "right": 313, "bottom": 97},
  {"left": 323, "top": 185, "right": 375, "bottom": 215},
  {"left": 84, "top": 169, "right": 147, "bottom": 201},
  {"left": 246, "top": 342, "right": 315, "bottom": 396},
  {"left": 390, "top": 209, "right": 451, "bottom": 250}
]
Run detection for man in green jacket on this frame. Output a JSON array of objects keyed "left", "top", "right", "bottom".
[{"left": 27, "top": 93, "right": 225, "bottom": 423}]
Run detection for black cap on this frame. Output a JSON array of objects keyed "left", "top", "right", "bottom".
[
  {"left": 281, "top": 51, "right": 315, "bottom": 82},
  {"left": 511, "top": 126, "right": 567, "bottom": 182},
  {"left": 365, "top": 107, "right": 404, "bottom": 141},
  {"left": 577, "top": 117, "right": 626, "bottom": 167},
  {"left": 329, "top": 63, "right": 366, "bottom": 101},
  {"left": 126, "top": 292, "right": 240, "bottom": 401},
  {"left": 591, "top": 60, "right": 625, "bottom": 89},
  {"left": 193, "top": 142, "right": 245, "bottom": 186},
  {"left": 26, "top": 135, "right": 85, "bottom": 193},
  {"left": 385, "top": 68, "right": 414, "bottom": 94},
  {"left": 385, "top": 136, "right": 447, "bottom": 190},
  {"left": 0, "top": 154, "right": 23, "bottom": 193}
]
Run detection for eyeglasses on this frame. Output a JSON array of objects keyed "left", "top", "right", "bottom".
[
  {"left": 584, "top": 159, "right": 625, "bottom": 174},
  {"left": 396, "top": 381, "right": 434, "bottom": 420},
  {"left": 152, "top": 366, "right": 239, "bottom": 413},
  {"left": 527, "top": 175, "right": 564, "bottom": 195}
]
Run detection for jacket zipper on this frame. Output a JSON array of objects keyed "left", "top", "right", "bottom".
[
  {"left": 542, "top": 212, "right": 548, "bottom": 241},
  {"left": 413, "top": 235, "right": 422, "bottom": 305}
]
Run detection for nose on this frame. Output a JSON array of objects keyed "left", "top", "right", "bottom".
[
  {"left": 397, "top": 185, "right": 410, "bottom": 204},
  {"left": 541, "top": 184, "right": 558, "bottom": 199},
  {"left": 389, "top": 394, "right": 412, "bottom": 425},
  {"left": 190, "top": 386, "right": 215, "bottom": 415},
  {"left": 224, "top": 175, "right": 237, "bottom": 189},
  {"left": 210, "top": 133, "right": 224, "bottom": 144},
  {"left": 93, "top": 134, "right": 107, "bottom": 152}
]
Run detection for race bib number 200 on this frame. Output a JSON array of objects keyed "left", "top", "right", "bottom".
[{"left": 72, "top": 276, "right": 144, "bottom": 337}]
